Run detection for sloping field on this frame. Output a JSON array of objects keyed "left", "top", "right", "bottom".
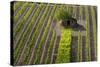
[{"left": 11, "top": 1, "right": 97, "bottom": 66}]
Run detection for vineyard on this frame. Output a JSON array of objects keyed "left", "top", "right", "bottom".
[{"left": 11, "top": 1, "right": 97, "bottom": 66}]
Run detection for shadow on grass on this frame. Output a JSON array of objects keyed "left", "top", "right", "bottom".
[
  {"left": 72, "top": 23, "right": 86, "bottom": 31},
  {"left": 62, "top": 23, "right": 86, "bottom": 31}
]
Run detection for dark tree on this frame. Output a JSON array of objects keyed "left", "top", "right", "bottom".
[{"left": 54, "top": 6, "right": 77, "bottom": 28}]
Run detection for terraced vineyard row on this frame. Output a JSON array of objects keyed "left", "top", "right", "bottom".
[
  {"left": 11, "top": 1, "right": 97, "bottom": 66},
  {"left": 11, "top": 2, "right": 60, "bottom": 65},
  {"left": 71, "top": 5, "right": 97, "bottom": 62}
]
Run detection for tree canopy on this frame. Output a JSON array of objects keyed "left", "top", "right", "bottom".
[{"left": 55, "top": 7, "right": 73, "bottom": 22}]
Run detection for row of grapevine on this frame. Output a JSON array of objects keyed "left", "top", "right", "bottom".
[
  {"left": 32, "top": 5, "right": 54, "bottom": 64},
  {"left": 13, "top": 3, "right": 37, "bottom": 50},
  {"left": 81, "top": 6, "right": 86, "bottom": 61},
  {"left": 12, "top": 1, "right": 97, "bottom": 65},
  {"left": 14, "top": 4, "right": 45, "bottom": 65},
  {"left": 22, "top": 4, "right": 46, "bottom": 65},
  {"left": 27, "top": 4, "right": 52, "bottom": 65},
  {"left": 85, "top": 6, "right": 91, "bottom": 61},
  {"left": 14, "top": 2, "right": 24, "bottom": 16},
  {"left": 71, "top": 5, "right": 97, "bottom": 62},
  {"left": 78, "top": 6, "right": 84, "bottom": 62},
  {"left": 39, "top": 5, "right": 57, "bottom": 64},
  {"left": 13, "top": 1, "right": 24, "bottom": 13},
  {"left": 45, "top": 30, "right": 56, "bottom": 64},
  {"left": 91, "top": 7, "right": 97, "bottom": 60},
  {"left": 13, "top": 3, "right": 36, "bottom": 39},
  {"left": 14, "top": 2, "right": 31, "bottom": 25},
  {"left": 88, "top": 6, "right": 95, "bottom": 61},
  {"left": 25, "top": 5, "right": 59, "bottom": 65},
  {"left": 13, "top": 3, "right": 39, "bottom": 65}
]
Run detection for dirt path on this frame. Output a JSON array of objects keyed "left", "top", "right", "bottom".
[
  {"left": 70, "top": 36, "right": 78, "bottom": 62},
  {"left": 93, "top": 7, "right": 97, "bottom": 27},
  {"left": 82, "top": 36, "right": 86, "bottom": 61},
  {"left": 50, "top": 35, "right": 57, "bottom": 63},
  {"left": 70, "top": 6, "right": 79, "bottom": 62},
  {"left": 52, "top": 36, "right": 61, "bottom": 63},
  {"left": 50, "top": 21, "right": 61, "bottom": 63},
  {"left": 88, "top": 6, "right": 95, "bottom": 61}
]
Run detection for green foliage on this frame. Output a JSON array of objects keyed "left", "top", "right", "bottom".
[
  {"left": 56, "top": 28, "right": 71, "bottom": 63},
  {"left": 13, "top": 1, "right": 97, "bottom": 65},
  {"left": 55, "top": 6, "right": 72, "bottom": 22}
]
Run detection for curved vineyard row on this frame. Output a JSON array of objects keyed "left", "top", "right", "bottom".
[
  {"left": 11, "top": 1, "right": 97, "bottom": 66},
  {"left": 14, "top": 4, "right": 45, "bottom": 65}
]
